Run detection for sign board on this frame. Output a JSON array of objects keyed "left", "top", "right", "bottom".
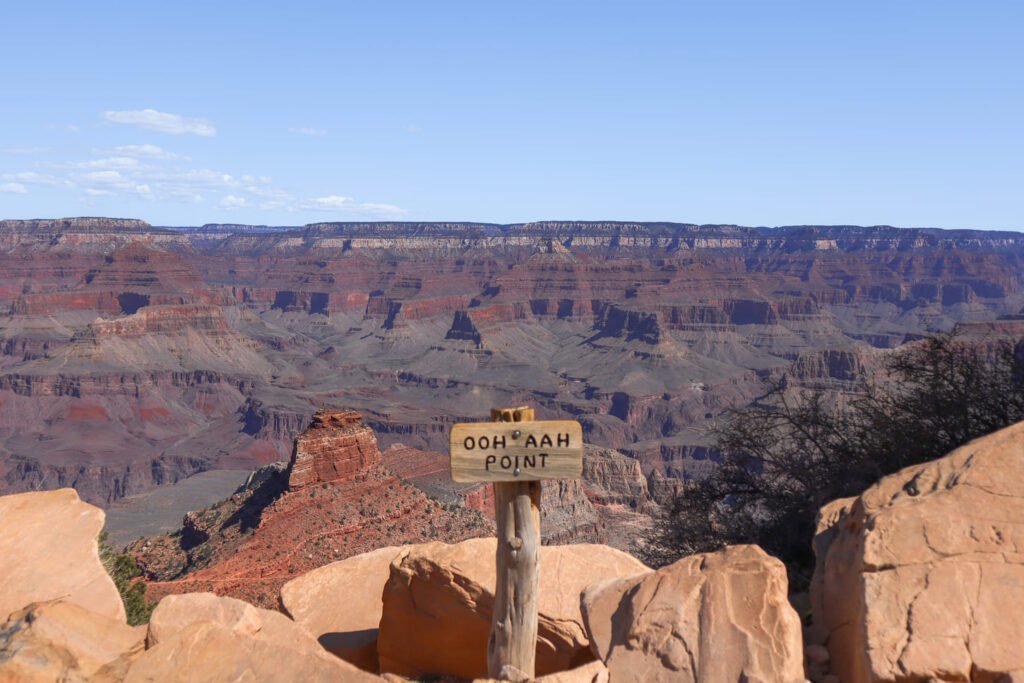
[{"left": 450, "top": 420, "right": 583, "bottom": 483}]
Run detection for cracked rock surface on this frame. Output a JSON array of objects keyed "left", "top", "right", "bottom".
[
  {"left": 580, "top": 544, "right": 805, "bottom": 683},
  {"left": 812, "top": 421, "right": 1024, "bottom": 682}
]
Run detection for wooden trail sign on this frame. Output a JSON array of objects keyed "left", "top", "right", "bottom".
[
  {"left": 449, "top": 419, "right": 583, "bottom": 483},
  {"left": 450, "top": 406, "right": 584, "bottom": 682}
]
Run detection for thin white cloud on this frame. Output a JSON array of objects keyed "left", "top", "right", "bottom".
[
  {"left": 0, "top": 145, "right": 49, "bottom": 155},
  {"left": 402, "top": 124, "right": 423, "bottom": 134},
  {"left": 108, "top": 144, "right": 187, "bottom": 160},
  {"left": 358, "top": 202, "right": 408, "bottom": 216},
  {"left": 300, "top": 195, "right": 356, "bottom": 210},
  {"left": 103, "top": 109, "right": 216, "bottom": 137},
  {"left": 298, "top": 195, "right": 406, "bottom": 217},
  {"left": 1, "top": 172, "right": 61, "bottom": 186},
  {"left": 81, "top": 170, "right": 126, "bottom": 184},
  {"left": 135, "top": 168, "right": 239, "bottom": 189},
  {"left": 288, "top": 127, "right": 328, "bottom": 137},
  {"left": 58, "top": 157, "right": 141, "bottom": 170},
  {"left": 220, "top": 195, "right": 248, "bottom": 208},
  {"left": 73, "top": 170, "right": 153, "bottom": 199},
  {"left": 19, "top": 143, "right": 403, "bottom": 215}
]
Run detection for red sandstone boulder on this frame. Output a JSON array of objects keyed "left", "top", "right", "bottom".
[
  {"left": 376, "top": 538, "right": 649, "bottom": 680},
  {"left": 123, "top": 620, "right": 382, "bottom": 682},
  {"left": 287, "top": 410, "right": 382, "bottom": 490},
  {"left": 812, "top": 421, "right": 1024, "bottom": 683},
  {"left": 581, "top": 544, "right": 805, "bottom": 683},
  {"left": 807, "top": 496, "right": 856, "bottom": 649},
  {"left": 0, "top": 600, "right": 144, "bottom": 682},
  {"left": 124, "top": 591, "right": 382, "bottom": 682},
  {"left": 146, "top": 592, "right": 281, "bottom": 647},
  {"left": 280, "top": 545, "right": 407, "bottom": 672},
  {"left": 0, "top": 489, "right": 125, "bottom": 623}
]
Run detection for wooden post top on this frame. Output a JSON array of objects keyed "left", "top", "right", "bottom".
[{"left": 491, "top": 406, "right": 534, "bottom": 422}]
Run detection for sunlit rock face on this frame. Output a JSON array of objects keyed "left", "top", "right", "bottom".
[{"left": 812, "top": 421, "right": 1024, "bottom": 683}]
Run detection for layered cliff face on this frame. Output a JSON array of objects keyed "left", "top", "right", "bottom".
[
  {"left": 2, "top": 217, "right": 1024, "bottom": 508},
  {"left": 287, "top": 410, "right": 380, "bottom": 490}
]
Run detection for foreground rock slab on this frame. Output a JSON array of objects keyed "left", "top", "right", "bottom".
[
  {"left": 582, "top": 544, "right": 804, "bottom": 683},
  {"left": 812, "top": 421, "right": 1024, "bottom": 683},
  {"left": 146, "top": 591, "right": 285, "bottom": 647},
  {"left": 125, "top": 592, "right": 381, "bottom": 682},
  {"left": 0, "top": 488, "right": 125, "bottom": 623},
  {"left": 377, "top": 538, "right": 649, "bottom": 680},
  {"left": 281, "top": 545, "right": 405, "bottom": 672},
  {"left": 0, "top": 600, "right": 144, "bottom": 682},
  {"left": 123, "top": 620, "right": 382, "bottom": 682}
]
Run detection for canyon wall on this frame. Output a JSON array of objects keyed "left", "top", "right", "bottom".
[{"left": 1, "top": 217, "right": 1023, "bottom": 504}]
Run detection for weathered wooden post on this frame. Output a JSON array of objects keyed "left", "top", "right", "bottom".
[{"left": 450, "top": 406, "right": 583, "bottom": 681}]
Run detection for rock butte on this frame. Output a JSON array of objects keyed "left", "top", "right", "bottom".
[
  {"left": 0, "top": 218, "right": 1022, "bottom": 511},
  {"left": 126, "top": 410, "right": 660, "bottom": 610},
  {"left": 127, "top": 410, "right": 494, "bottom": 609}
]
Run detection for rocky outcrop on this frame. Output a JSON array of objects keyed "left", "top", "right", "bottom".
[
  {"left": 592, "top": 305, "right": 663, "bottom": 344},
  {"left": 376, "top": 538, "right": 649, "bottom": 680},
  {"left": 581, "top": 447, "right": 653, "bottom": 510},
  {"left": 446, "top": 309, "right": 484, "bottom": 346},
  {"left": 646, "top": 469, "right": 685, "bottom": 505},
  {"left": 811, "top": 421, "right": 1024, "bottom": 683},
  {"left": 541, "top": 479, "right": 603, "bottom": 545},
  {"left": 130, "top": 412, "right": 491, "bottom": 609},
  {"left": 790, "top": 348, "right": 870, "bottom": 383},
  {"left": 280, "top": 545, "right": 406, "bottom": 672},
  {"left": 0, "top": 600, "right": 144, "bottom": 682},
  {"left": 88, "top": 305, "right": 232, "bottom": 337},
  {"left": 581, "top": 544, "right": 804, "bottom": 683},
  {"left": 0, "top": 489, "right": 125, "bottom": 623},
  {"left": 287, "top": 409, "right": 382, "bottom": 490}
]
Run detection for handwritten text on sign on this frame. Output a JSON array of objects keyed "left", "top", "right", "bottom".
[{"left": 450, "top": 420, "right": 583, "bottom": 483}]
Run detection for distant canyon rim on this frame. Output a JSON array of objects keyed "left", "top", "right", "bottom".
[{"left": 1, "top": 216, "right": 1022, "bottom": 526}]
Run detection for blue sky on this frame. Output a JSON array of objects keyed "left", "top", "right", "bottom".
[{"left": 1, "top": 1, "right": 1021, "bottom": 229}]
